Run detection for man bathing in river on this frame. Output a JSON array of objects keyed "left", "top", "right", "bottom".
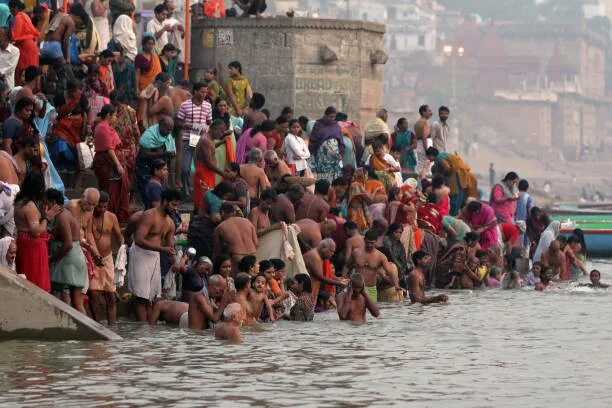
[
  {"left": 345, "top": 229, "right": 400, "bottom": 302},
  {"left": 408, "top": 250, "right": 448, "bottom": 304},
  {"left": 130, "top": 189, "right": 181, "bottom": 321},
  {"left": 579, "top": 270, "right": 610, "bottom": 289},
  {"left": 337, "top": 272, "right": 380, "bottom": 323},
  {"left": 215, "top": 302, "right": 243, "bottom": 343}
]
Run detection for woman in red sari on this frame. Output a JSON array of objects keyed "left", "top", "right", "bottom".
[
  {"left": 9, "top": 0, "right": 39, "bottom": 86},
  {"left": 92, "top": 105, "right": 130, "bottom": 222},
  {"left": 110, "top": 90, "right": 140, "bottom": 183},
  {"left": 13, "top": 171, "right": 62, "bottom": 292}
]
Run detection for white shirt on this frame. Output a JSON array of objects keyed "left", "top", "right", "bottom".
[
  {"left": 146, "top": 17, "right": 169, "bottom": 50},
  {"left": 0, "top": 44, "right": 20, "bottom": 90},
  {"left": 86, "top": 0, "right": 111, "bottom": 50},
  {"left": 284, "top": 133, "right": 310, "bottom": 172}
]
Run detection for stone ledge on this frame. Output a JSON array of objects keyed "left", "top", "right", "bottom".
[{"left": 192, "top": 17, "right": 386, "bottom": 34}]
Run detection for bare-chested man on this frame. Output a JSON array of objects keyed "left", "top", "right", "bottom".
[
  {"left": 215, "top": 302, "right": 243, "bottom": 343},
  {"left": 296, "top": 218, "right": 336, "bottom": 251},
  {"left": 240, "top": 148, "right": 271, "bottom": 203},
  {"left": 337, "top": 272, "right": 380, "bottom": 323},
  {"left": 541, "top": 240, "right": 566, "bottom": 280},
  {"left": 302, "top": 239, "right": 349, "bottom": 302},
  {"left": 0, "top": 151, "right": 19, "bottom": 184},
  {"left": 295, "top": 180, "right": 331, "bottom": 222},
  {"left": 46, "top": 188, "right": 88, "bottom": 314},
  {"left": 343, "top": 221, "right": 364, "bottom": 269},
  {"left": 408, "top": 250, "right": 448, "bottom": 304},
  {"left": 15, "top": 66, "right": 45, "bottom": 114},
  {"left": 129, "top": 189, "right": 180, "bottom": 321},
  {"left": 248, "top": 188, "right": 280, "bottom": 237},
  {"left": 233, "top": 272, "right": 255, "bottom": 324},
  {"left": 41, "top": 3, "right": 81, "bottom": 82},
  {"left": 66, "top": 187, "right": 101, "bottom": 263},
  {"left": 414, "top": 104, "right": 433, "bottom": 176},
  {"left": 213, "top": 203, "right": 258, "bottom": 271},
  {"left": 270, "top": 184, "right": 303, "bottom": 224},
  {"left": 89, "top": 192, "right": 124, "bottom": 325},
  {"left": 345, "top": 230, "right": 398, "bottom": 302},
  {"left": 264, "top": 150, "right": 292, "bottom": 187},
  {"left": 188, "top": 274, "right": 231, "bottom": 329}
]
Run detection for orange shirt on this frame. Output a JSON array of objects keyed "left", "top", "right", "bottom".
[{"left": 268, "top": 278, "right": 282, "bottom": 297}]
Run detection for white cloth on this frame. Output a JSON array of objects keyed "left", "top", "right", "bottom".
[
  {"left": 284, "top": 133, "right": 311, "bottom": 172},
  {"left": 415, "top": 137, "right": 433, "bottom": 176},
  {"left": 128, "top": 244, "right": 162, "bottom": 301},
  {"left": 0, "top": 182, "right": 19, "bottom": 236},
  {"left": 384, "top": 153, "right": 403, "bottom": 187},
  {"left": 533, "top": 221, "right": 561, "bottom": 263},
  {"left": 0, "top": 43, "right": 20, "bottom": 90},
  {"left": 86, "top": 0, "right": 111, "bottom": 50},
  {"left": 146, "top": 17, "right": 169, "bottom": 51},
  {"left": 179, "top": 311, "right": 189, "bottom": 329},
  {"left": 164, "top": 16, "right": 185, "bottom": 63},
  {"left": 112, "top": 15, "right": 137, "bottom": 61},
  {"left": 256, "top": 224, "right": 307, "bottom": 280},
  {"left": 0, "top": 236, "right": 15, "bottom": 271},
  {"left": 432, "top": 121, "right": 450, "bottom": 152},
  {"left": 114, "top": 243, "right": 128, "bottom": 286}
]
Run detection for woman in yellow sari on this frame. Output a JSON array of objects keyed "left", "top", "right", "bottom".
[{"left": 135, "top": 36, "right": 162, "bottom": 93}]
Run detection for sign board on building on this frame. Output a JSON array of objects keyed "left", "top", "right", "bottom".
[{"left": 216, "top": 29, "right": 234, "bottom": 46}]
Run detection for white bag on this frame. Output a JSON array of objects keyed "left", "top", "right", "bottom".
[{"left": 77, "top": 142, "right": 95, "bottom": 170}]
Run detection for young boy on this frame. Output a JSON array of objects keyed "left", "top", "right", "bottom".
[
  {"left": 580, "top": 269, "right": 609, "bottom": 288},
  {"left": 337, "top": 272, "right": 380, "bottom": 323},
  {"left": 215, "top": 302, "right": 243, "bottom": 343}
]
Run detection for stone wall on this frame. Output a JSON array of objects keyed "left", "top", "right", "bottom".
[{"left": 190, "top": 18, "right": 387, "bottom": 123}]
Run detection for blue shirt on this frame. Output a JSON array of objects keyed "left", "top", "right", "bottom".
[{"left": 515, "top": 192, "right": 533, "bottom": 222}]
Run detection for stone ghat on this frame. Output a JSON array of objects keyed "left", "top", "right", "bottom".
[{"left": 0, "top": 267, "right": 121, "bottom": 341}]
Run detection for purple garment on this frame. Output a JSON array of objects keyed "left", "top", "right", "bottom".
[
  {"left": 235, "top": 128, "right": 254, "bottom": 164},
  {"left": 308, "top": 118, "right": 345, "bottom": 156}
]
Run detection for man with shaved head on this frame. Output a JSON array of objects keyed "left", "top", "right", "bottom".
[
  {"left": 263, "top": 149, "right": 291, "bottom": 187},
  {"left": 295, "top": 218, "right": 336, "bottom": 251},
  {"left": 66, "top": 187, "right": 101, "bottom": 259}
]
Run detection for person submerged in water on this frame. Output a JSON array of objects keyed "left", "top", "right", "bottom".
[
  {"left": 336, "top": 272, "right": 380, "bottom": 323},
  {"left": 215, "top": 302, "right": 243, "bottom": 343},
  {"left": 578, "top": 270, "right": 609, "bottom": 289}
]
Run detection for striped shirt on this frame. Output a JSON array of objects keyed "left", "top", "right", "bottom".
[{"left": 177, "top": 99, "right": 212, "bottom": 140}]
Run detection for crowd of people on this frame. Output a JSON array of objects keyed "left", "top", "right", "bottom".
[{"left": 0, "top": 0, "right": 607, "bottom": 343}]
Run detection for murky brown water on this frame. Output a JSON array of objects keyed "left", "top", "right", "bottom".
[{"left": 1, "top": 261, "right": 612, "bottom": 407}]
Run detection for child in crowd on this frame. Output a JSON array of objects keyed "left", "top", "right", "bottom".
[
  {"left": 238, "top": 255, "right": 259, "bottom": 277},
  {"left": 486, "top": 267, "right": 501, "bottom": 288},
  {"left": 215, "top": 302, "right": 243, "bottom": 343},
  {"left": 273, "top": 277, "right": 297, "bottom": 320},
  {"left": 250, "top": 274, "right": 275, "bottom": 322},
  {"left": 579, "top": 269, "right": 610, "bottom": 288},
  {"left": 290, "top": 274, "right": 314, "bottom": 321},
  {"left": 521, "top": 261, "right": 541, "bottom": 286},
  {"left": 259, "top": 260, "right": 281, "bottom": 297},
  {"left": 535, "top": 268, "right": 554, "bottom": 291}
]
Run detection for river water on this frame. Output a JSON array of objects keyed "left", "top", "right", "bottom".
[{"left": 1, "top": 261, "right": 611, "bottom": 407}]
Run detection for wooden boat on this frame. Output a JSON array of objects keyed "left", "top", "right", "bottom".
[{"left": 553, "top": 217, "right": 612, "bottom": 257}]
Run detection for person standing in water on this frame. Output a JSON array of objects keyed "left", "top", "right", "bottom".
[
  {"left": 336, "top": 272, "right": 380, "bottom": 323},
  {"left": 407, "top": 250, "right": 448, "bottom": 305}
]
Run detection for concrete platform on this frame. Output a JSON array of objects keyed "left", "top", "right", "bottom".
[{"left": 0, "top": 267, "right": 122, "bottom": 341}]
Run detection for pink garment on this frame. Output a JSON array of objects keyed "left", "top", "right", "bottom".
[
  {"left": 434, "top": 195, "right": 450, "bottom": 217},
  {"left": 490, "top": 184, "right": 516, "bottom": 223},
  {"left": 464, "top": 202, "right": 498, "bottom": 250},
  {"left": 235, "top": 128, "right": 267, "bottom": 164},
  {"left": 486, "top": 277, "right": 500, "bottom": 288}
]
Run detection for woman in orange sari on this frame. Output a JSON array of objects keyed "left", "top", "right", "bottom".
[
  {"left": 365, "top": 166, "right": 388, "bottom": 223},
  {"left": 135, "top": 36, "right": 161, "bottom": 93},
  {"left": 9, "top": 0, "right": 39, "bottom": 86},
  {"left": 347, "top": 168, "right": 370, "bottom": 231}
]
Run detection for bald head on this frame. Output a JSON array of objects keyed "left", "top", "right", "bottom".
[
  {"left": 320, "top": 220, "right": 337, "bottom": 237},
  {"left": 319, "top": 238, "right": 336, "bottom": 252},
  {"left": 350, "top": 271, "right": 364, "bottom": 286},
  {"left": 264, "top": 150, "right": 278, "bottom": 161},
  {"left": 376, "top": 108, "right": 388, "bottom": 121},
  {"left": 159, "top": 116, "right": 174, "bottom": 136},
  {"left": 549, "top": 240, "right": 561, "bottom": 253}
]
